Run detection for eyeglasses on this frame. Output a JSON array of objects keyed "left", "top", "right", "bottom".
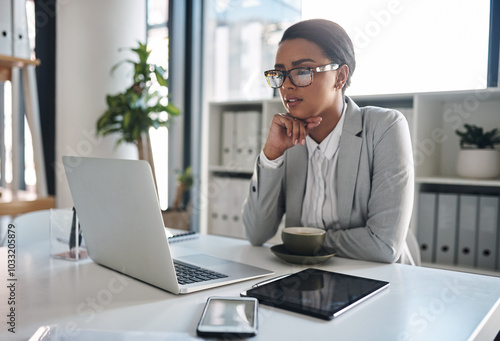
[{"left": 264, "top": 63, "right": 340, "bottom": 88}]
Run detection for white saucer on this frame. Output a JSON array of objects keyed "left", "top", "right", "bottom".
[{"left": 270, "top": 244, "right": 335, "bottom": 265}]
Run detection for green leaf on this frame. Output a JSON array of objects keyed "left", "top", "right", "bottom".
[
  {"left": 165, "top": 103, "right": 181, "bottom": 116},
  {"left": 455, "top": 124, "right": 500, "bottom": 149},
  {"left": 154, "top": 66, "right": 167, "bottom": 87},
  {"left": 123, "top": 111, "right": 132, "bottom": 129}
]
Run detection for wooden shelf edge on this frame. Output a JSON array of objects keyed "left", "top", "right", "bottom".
[
  {"left": 0, "top": 192, "right": 55, "bottom": 216},
  {"left": 0, "top": 54, "right": 40, "bottom": 67}
]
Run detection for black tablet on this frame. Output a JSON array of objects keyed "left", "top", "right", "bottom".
[{"left": 241, "top": 268, "right": 389, "bottom": 320}]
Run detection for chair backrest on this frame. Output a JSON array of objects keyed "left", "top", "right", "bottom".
[{"left": 5, "top": 209, "right": 51, "bottom": 246}]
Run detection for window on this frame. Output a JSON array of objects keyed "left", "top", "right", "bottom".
[
  {"left": 204, "top": 0, "right": 491, "bottom": 100},
  {"left": 204, "top": 0, "right": 302, "bottom": 102},
  {"left": 302, "top": 0, "right": 490, "bottom": 95},
  {"left": 147, "top": 0, "right": 170, "bottom": 210}
]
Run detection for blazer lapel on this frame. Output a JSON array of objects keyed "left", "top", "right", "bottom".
[
  {"left": 285, "top": 145, "right": 308, "bottom": 226},
  {"left": 337, "top": 97, "right": 363, "bottom": 227}
]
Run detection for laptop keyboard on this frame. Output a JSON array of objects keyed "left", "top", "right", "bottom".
[{"left": 173, "top": 260, "right": 228, "bottom": 285}]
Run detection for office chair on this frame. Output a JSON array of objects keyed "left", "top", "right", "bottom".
[{"left": 1, "top": 209, "right": 51, "bottom": 246}]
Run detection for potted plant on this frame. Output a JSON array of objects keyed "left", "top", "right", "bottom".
[
  {"left": 455, "top": 124, "right": 500, "bottom": 179},
  {"left": 162, "top": 166, "right": 193, "bottom": 230},
  {"left": 96, "top": 42, "right": 180, "bottom": 185}
]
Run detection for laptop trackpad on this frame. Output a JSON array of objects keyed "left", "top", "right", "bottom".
[{"left": 178, "top": 254, "right": 233, "bottom": 267}]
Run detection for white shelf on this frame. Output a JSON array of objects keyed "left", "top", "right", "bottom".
[
  {"left": 422, "top": 262, "right": 500, "bottom": 278},
  {"left": 203, "top": 88, "right": 500, "bottom": 275},
  {"left": 209, "top": 165, "right": 253, "bottom": 174},
  {"left": 416, "top": 176, "right": 500, "bottom": 187}
]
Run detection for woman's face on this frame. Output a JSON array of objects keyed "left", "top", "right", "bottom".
[{"left": 275, "top": 38, "right": 342, "bottom": 120}]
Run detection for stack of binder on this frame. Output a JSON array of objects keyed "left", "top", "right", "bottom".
[
  {"left": 208, "top": 176, "right": 250, "bottom": 239},
  {"left": 220, "top": 111, "right": 261, "bottom": 171},
  {"left": 417, "top": 191, "right": 500, "bottom": 271},
  {"left": 0, "top": 0, "right": 31, "bottom": 58}
]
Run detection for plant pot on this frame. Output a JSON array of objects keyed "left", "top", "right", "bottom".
[
  {"left": 162, "top": 208, "right": 191, "bottom": 230},
  {"left": 456, "top": 149, "right": 500, "bottom": 179}
]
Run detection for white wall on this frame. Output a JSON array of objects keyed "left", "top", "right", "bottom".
[{"left": 55, "top": 0, "right": 146, "bottom": 207}]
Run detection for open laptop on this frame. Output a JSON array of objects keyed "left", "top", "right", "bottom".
[{"left": 63, "top": 156, "right": 273, "bottom": 294}]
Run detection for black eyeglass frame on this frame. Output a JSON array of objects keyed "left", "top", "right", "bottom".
[{"left": 264, "top": 63, "right": 340, "bottom": 88}]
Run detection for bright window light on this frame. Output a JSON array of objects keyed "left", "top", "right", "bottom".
[{"left": 302, "top": 0, "right": 490, "bottom": 95}]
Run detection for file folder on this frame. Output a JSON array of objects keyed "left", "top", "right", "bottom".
[
  {"left": 234, "top": 112, "right": 247, "bottom": 170},
  {"left": 476, "top": 195, "right": 499, "bottom": 270},
  {"left": 12, "top": 0, "right": 30, "bottom": 59},
  {"left": 221, "top": 111, "right": 235, "bottom": 168},
  {"left": 457, "top": 194, "right": 478, "bottom": 267},
  {"left": 208, "top": 176, "right": 229, "bottom": 236},
  {"left": 228, "top": 177, "right": 250, "bottom": 239},
  {"left": 417, "top": 192, "right": 437, "bottom": 263},
  {"left": 0, "top": 0, "right": 12, "bottom": 56},
  {"left": 435, "top": 193, "right": 458, "bottom": 265},
  {"left": 235, "top": 111, "right": 261, "bottom": 171}
]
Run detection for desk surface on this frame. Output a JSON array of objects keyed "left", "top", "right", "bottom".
[{"left": 1, "top": 218, "right": 500, "bottom": 341}]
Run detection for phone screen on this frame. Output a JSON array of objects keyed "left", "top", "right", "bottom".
[{"left": 197, "top": 297, "right": 258, "bottom": 337}]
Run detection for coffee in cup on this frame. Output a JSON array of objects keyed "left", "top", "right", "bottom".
[{"left": 281, "top": 227, "right": 326, "bottom": 256}]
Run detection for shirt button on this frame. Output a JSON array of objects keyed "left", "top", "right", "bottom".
[{"left": 252, "top": 186, "right": 256, "bottom": 192}]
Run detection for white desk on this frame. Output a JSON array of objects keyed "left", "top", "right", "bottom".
[{"left": 1, "top": 217, "right": 500, "bottom": 341}]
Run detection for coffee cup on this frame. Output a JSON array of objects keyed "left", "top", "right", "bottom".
[{"left": 281, "top": 227, "right": 326, "bottom": 256}]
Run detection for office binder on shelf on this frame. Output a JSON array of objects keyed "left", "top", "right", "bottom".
[
  {"left": 457, "top": 194, "right": 478, "bottom": 268},
  {"left": 222, "top": 111, "right": 261, "bottom": 172},
  {"left": 476, "top": 195, "right": 499, "bottom": 270},
  {"left": 221, "top": 111, "right": 235, "bottom": 168},
  {"left": 235, "top": 111, "right": 261, "bottom": 171},
  {"left": 0, "top": 0, "right": 12, "bottom": 56},
  {"left": 229, "top": 177, "right": 251, "bottom": 239},
  {"left": 207, "top": 176, "right": 225, "bottom": 236},
  {"left": 219, "top": 178, "right": 235, "bottom": 236},
  {"left": 435, "top": 193, "right": 458, "bottom": 265},
  {"left": 12, "top": 0, "right": 30, "bottom": 59},
  {"left": 417, "top": 192, "right": 437, "bottom": 263},
  {"left": 234, "top": 112, "right": 246, "bottom": 169},
  {"left": 223, "top": 177, "right": 247, "bottom": 239}
]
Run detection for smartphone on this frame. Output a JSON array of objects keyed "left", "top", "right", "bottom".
[{"left": 196, "top": 296, "right": 258, "bottom": 338}]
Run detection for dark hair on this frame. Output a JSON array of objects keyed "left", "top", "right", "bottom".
[{"left": 280, "top": 19, "right": 356, "bottom": 90}]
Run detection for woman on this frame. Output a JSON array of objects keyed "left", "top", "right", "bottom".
[{"left": 242, "top": 19, "right": 414, "bottom": 263}]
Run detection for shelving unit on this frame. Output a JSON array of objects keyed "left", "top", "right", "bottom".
[
  {"left": 205, "top": 99, "right": 284, "bottom": 242},
  {"left": 202, "top": 88, "right": 500, "bottom": 274},
  {"left": 0, "top": 54, "right": 53, "bottom": 216}
]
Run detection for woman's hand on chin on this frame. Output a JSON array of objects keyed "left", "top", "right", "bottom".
[{"left": 263, "top": 113, "right": 322, "bottom": 160}]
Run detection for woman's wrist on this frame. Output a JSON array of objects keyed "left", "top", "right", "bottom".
[
  {"left": 263, "top": 144, "right": 285, "bottom": 161},
  {"left": 259, "top": 150, "right": 284, "bottom": 169}
]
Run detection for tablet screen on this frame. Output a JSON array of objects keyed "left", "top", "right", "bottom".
[{"left": 243, "top": 268, "right": 389, "bottom": 320}]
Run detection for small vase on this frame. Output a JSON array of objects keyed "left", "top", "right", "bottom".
[{"left": 456, "top": 149, "right": 500, "bottom": 179}]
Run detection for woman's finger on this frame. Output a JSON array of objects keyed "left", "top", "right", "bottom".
[
  {"left": 275, "top": 113, "right": 293, "bottom": 137},
  {"left": 291, "top": 117, "right": 302, "bottom": 145}
]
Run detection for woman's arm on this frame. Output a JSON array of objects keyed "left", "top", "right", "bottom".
[
  {"left": 325, "top": 115, "right": 414, "bottom": 263},
  {"left": 242, "top": 158, "right": 287, "bottom": 246}
]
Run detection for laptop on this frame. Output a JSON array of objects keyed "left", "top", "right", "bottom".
[{"left": 63, "top": 156, "right": 273, "bottom": 294}]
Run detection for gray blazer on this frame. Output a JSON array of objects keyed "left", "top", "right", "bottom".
[{"left": 242, "top": 97, "right": 414, "bottom": 263}]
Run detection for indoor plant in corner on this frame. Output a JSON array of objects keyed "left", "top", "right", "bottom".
[
  {"left": 455, "top": 124, "right": 500, "bottom": 179},
  {"left": 96, "top": 42, "right": 180, "bottom": 186},
  {"left": 163, "top": 166, "right": 193, "bottom": 230}
]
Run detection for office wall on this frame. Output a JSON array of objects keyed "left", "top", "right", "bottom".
[{"left": 55, "top": 0, "right": 146, "bottom": 207}]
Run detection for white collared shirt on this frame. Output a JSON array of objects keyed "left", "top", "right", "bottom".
[{"left": 259, "top": 103, "right": 347, "bottom": 229}]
